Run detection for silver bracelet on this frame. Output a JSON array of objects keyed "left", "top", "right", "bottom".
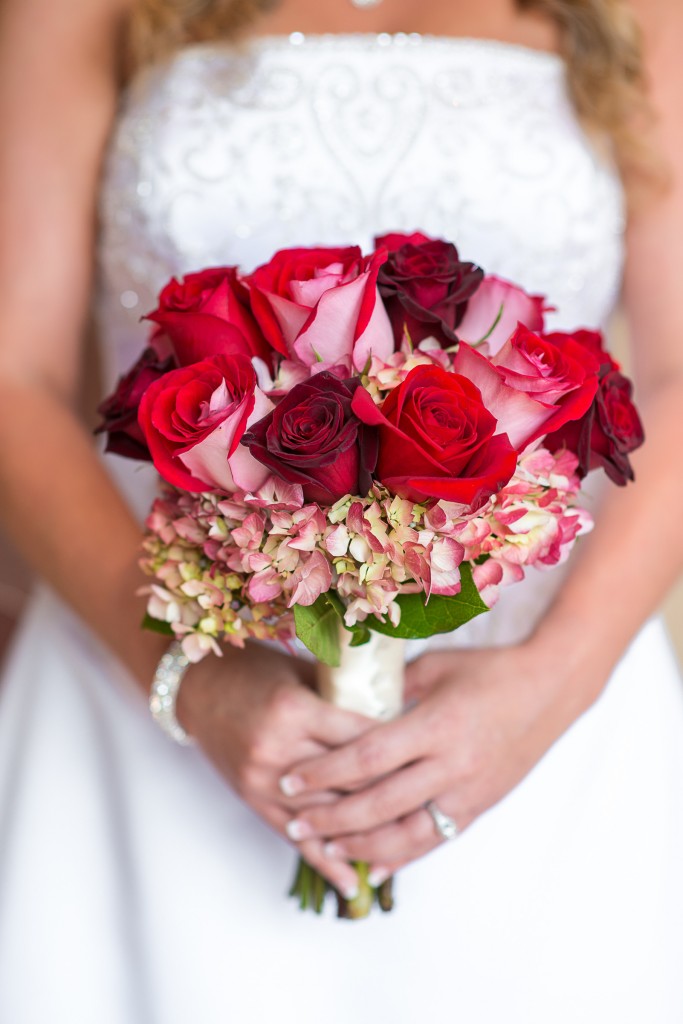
[{"left": 149, "top": 640, "right": 195, "bottom": 746}]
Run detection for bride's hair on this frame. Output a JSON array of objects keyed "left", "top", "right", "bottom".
[{"left": 125, "top": 0, "right": 654, "bottom": 190}]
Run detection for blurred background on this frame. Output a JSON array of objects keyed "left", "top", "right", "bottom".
[{"left": 0, "top": 313, "right": 681, "bottom": 670}]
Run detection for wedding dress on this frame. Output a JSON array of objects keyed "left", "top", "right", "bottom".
[{"left": 1, "top": 33, "right": 682, "bottom": 1024}]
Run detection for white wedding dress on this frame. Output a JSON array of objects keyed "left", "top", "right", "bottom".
[{"left": 1, "top": 33, "right": 683, "bottom": 1024}]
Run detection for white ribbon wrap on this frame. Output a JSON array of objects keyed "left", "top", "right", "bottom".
[{"left": 316, "top": 628, "right": 406, "bottom": 721}]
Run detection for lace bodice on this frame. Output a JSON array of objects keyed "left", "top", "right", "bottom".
[
  {"left": 98, "top": 33, "right": 624, "bottom": 380},
  {"left": 96, "top": 31, "right": 625, "bottom": 647}
]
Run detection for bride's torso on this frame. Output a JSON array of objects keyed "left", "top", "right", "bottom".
[{"left": 96, "top": 31, "right": 625, "bottom": 648}]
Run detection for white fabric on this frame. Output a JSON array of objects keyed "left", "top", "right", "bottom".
[{"left": 1, "top": 33, "right": 683, "bottom": 1023}]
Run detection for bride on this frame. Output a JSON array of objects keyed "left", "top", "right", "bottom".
[{"left": 1, "top": 0, "right": 682, "bottom": 1020}]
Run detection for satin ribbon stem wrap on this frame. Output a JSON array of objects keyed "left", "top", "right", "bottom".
[{"left": 291, "top": 628, "right": 406, "bottom": 919}]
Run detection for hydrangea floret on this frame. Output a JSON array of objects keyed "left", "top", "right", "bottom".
[{"left": 140, "top": 447, "right": 590, "bottom": 662}]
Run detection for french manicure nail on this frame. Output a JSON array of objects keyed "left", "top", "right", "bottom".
[
  {"left": 285, "top": 819, "right": 313, "bottom": 842},
  {"left": 368, "top": 868, "right": 390, "bottom": 888},
  {"left": 342, "top": 885, "right": 359, "bottom": 901},
  {"left": 279, "top": 774, "right": 305, "bottom": 798}
]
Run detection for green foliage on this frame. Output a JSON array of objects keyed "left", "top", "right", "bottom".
[
  {"left": 293, "top": 564, "right": 489, "bottom": 661},
  {"left": 142, "top": 613, "right": 175, "bottom": 637},
  {"left": 293, "top": 595, "right": 343, "bottom": 667},
  {"left": 365, "top": 563, "right": 488, "bottom": 640}
]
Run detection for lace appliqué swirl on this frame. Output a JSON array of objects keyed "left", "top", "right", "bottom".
[{"left": 98, "top": 34, "right": 624, "bottom": 371}]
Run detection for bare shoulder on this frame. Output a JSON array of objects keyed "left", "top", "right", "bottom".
[
  {"left": 622, "top": 1, "right": 683, "bottom": 388},
  {"left": 0, "top": 0, "right": 134, "bottom": 396},
  {"left": 0, "top": 0, "right": 131, "bottom": 52},
  {"left": 627, "top": 0, "right": 683, "bottom": 73}
]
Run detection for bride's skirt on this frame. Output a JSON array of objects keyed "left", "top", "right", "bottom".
[{"left": 1, "top": 585, "right": 683, "bottom": 1024}]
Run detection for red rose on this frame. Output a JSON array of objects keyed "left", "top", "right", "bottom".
[
  {"left": 546, "top": 368, "right": 644, "bottom": 485},
  {"left": 544, "top": 329, "right": 644, "bottom": 484},
  {"left": 351, "top": 365, "right": 517, "bottom": 509},
  {"left": 95, "top": 347, "right": 176, "bottom": 460},
  {"left": 138, "top": 354, "right": 272, "bottom": 494},
  {"left": 146, "top": 267, "right": 273, "bottom": 367},
  {"left": 246, "top": 246, "right": 393, "bottom": 373},
  {"left": 243, "top": 372, "right": 378, "bottom": 505},
  {"left": 549, "top": 328, "right": 619, "bottom": 375},
  {"left": 374, "top": 233, "right": 483, "bottom": 348}
]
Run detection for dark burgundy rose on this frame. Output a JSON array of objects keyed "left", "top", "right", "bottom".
[
  {"left": 374, "top": 232, "right": 484, "bottom": 349},
  {"left": 242, "top": 372, "right": 378, "bottom": 504},
  {"left": 375, "top": 231, "right": 434, "bottom": 253},
  {"left": 146, "top": 266, "right": 273, "bottom": 367},
  {"left": 95, "top": 347, "right": 176, "bottom": 460},
  {"left": 544, "top": 331, "right": 644, "bottom": 485},
  {"left": 352, "top": 364, "right": 517, "bottom": 510}
]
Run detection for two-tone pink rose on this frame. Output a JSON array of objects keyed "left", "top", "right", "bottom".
[
  {"left": 138, "top": 354, "right": 273, "bottom": 494},
  {"left": 246, "top": 246, "right": 394, "bottom": 373}
]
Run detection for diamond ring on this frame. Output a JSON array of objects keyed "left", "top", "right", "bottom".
[{"left": 426, "top": 800, "right": 460, "bottom": 841}]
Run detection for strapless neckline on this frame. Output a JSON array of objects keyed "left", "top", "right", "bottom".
[
  {"left": 173, "top": 31, "right": 565, "bottom": 73},
  {"left": 101, "top": 19, "right": 623, "bottom": 494}
]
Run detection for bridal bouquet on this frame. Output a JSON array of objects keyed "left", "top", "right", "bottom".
[{"left": 98, "top": 231, "right": 644, "bottom": 917}]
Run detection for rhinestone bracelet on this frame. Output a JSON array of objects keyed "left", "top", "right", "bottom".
[{"left": 149, "top": 640, "right": 195, "bottom": 746}]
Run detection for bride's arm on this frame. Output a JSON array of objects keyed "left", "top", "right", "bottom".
[
  {"left": 278, "top": 0, "right": 683, "bottom": 876},
  {"left": 0, "top": 0, "right": 364, "bottom": 898}
]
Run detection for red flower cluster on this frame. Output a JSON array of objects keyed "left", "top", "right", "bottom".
[
  {"left": 97, "top": 232, "right": 643, "bottom": 509},
  {"left": 544, "top": 331, "right": 644, "bottom": 485}
]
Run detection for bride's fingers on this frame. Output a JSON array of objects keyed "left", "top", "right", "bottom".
[
  {"left": 323, "top": 808, "right": 437, "bottom": 866},
  {"left": 327, "top": 795, "right": 472, "bottom": 869},
  {"left": 279, "top": 788, "right": 340, "bottom": 812},
  {"left": 403, "top": 655, "right": 445, "bottom": 704},
  {"left": 284, "top": 760, "right": 442, "bottom": 841},
  {"left": 233, "top": 759, "right": 339, "bottom": 812},
  {"left": 306, "top": 694, "right": 374, "bottom": 747},
  {"left": 281, "top": 711, "right": 425, "bottom": 798},
  {"left": 256, "top": 801, "right": 361, "bottom": 898}
]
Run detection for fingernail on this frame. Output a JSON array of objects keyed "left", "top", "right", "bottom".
[
  {"left": 368, "top": 867, "right": 390, "bottom": 888},
  {"left": 279, "top": 774, "right": 305, "bottom": 797},
  {"left": 323, "top": 841, "right": 344, "bottom": 859},
  {"left": 342, "top": 885, "right": 359, "bottom": 901},
  {"left": 285, "top": 819, "right": 314, "bottom": 841}
]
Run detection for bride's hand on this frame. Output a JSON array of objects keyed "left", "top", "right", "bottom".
[
  {"left": 279, "top": 643, "right": 597, "bottom": 881},
  {"left": 176, "top": 643, "right": 371, "bottom": 897}
]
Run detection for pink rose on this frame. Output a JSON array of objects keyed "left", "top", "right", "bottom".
[
  {"left": 138, "top": 354, "right": 273, "bottom": 493},
  {"left": 246, "top": 246, "right": 394, "bottom": 372},
  {"left": 490, "top": 324, "right": 599, "bottom": 423},
  {"left": 147, "top": 267, "right": 273, "bottom": 367},
  {"left": 456, "top": 275, "right": 547, "bottom": 353},
  {"left": 453, "top": 333, "right": 599, "bottom": 452}
]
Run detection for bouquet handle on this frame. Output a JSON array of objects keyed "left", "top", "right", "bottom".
[{"left": 290, "top": 629, "right": 406, "bottom": 918}]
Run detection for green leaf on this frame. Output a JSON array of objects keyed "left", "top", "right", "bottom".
[
  {"left": 366, "top": 563, "right": 488, "bottom": 641},
  {"left": 142, "top": 613, "right": 175, "bottom": 637},
  {"left": 293, "top": 595, "right": 344, "bottom": 667},
  {"left": 349, "top": 624, "right": 372, "bottom": 648}
]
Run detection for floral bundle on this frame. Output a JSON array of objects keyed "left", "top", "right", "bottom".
[{"left": 98, "top": 231, "right": 644, "bottom": 916}]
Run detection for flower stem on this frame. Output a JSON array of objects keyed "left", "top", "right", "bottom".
[
  {"left": 336, "top": 862, "right": 374, "bottom": 919},
  {"left": 289, "top": 857, "right": 395, "bottom": 919}
]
